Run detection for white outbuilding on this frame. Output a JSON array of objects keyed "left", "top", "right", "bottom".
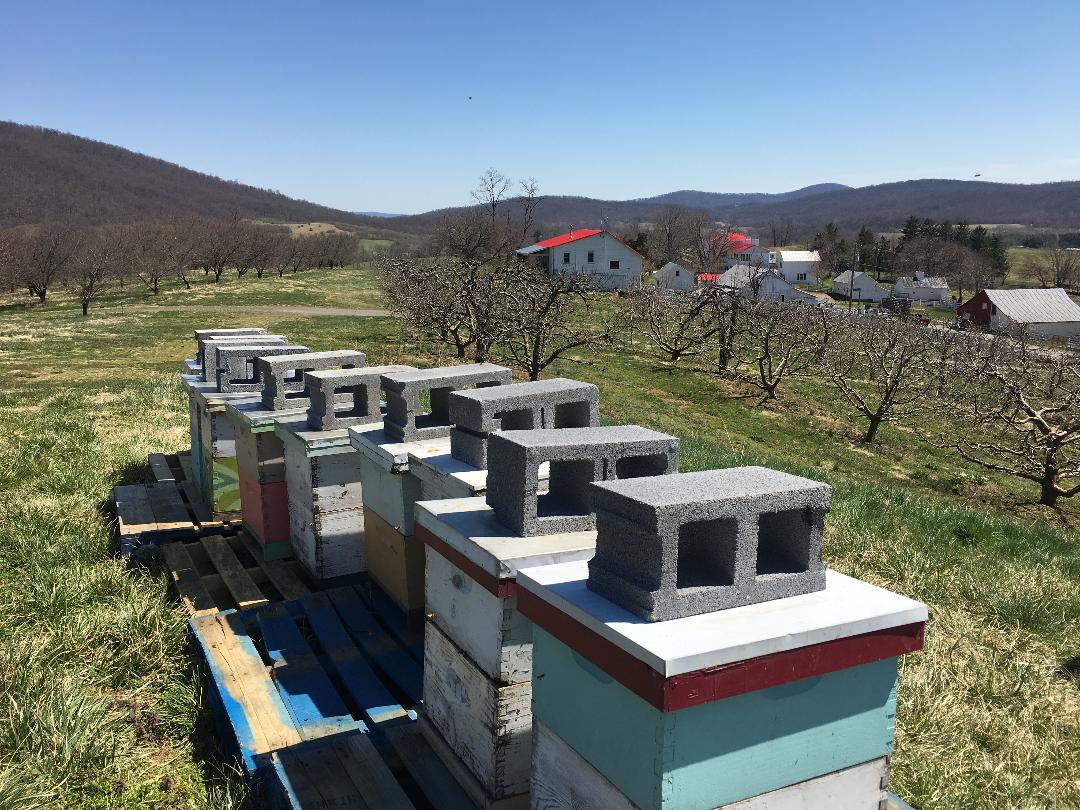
[
  {"left": 773, "top": 250, "right": 822, "bottom": 285},
  {"left": 893, "top": 271, "right": 949, "bottom": 302},
  {"left": 717, "top": 264, "right": 816, "bottom": 303},
  {"left": 517, "top": 228, "right": 644, "bottom": 291},
  {"left": 956, "top": 288, "right": 1080, "bottom": 338},
  {"left": 834, "top": 270, "right": 886, "bottom": 302},
  {"left": 653, "top": 261, "right": 694, "bottom": 291}
]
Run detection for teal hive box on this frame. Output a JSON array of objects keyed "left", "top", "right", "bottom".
[{"left": 518, "top": 561, "right": 928, "bottom": 810}]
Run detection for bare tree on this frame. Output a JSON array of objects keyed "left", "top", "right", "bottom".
[
  {"left": 164, "top": 216, "right": 201, "bottom": 289},
  {"left": 768, "top": 219, "right": 795, "bottom": 248},
  {"left": 378, "top": 256, "right": 509, "bottom": 362},
  {"left": 821, "top": 314, "right": 937, "bottom": 443},
  {"left": 943, "top": 333, "right": 1080, "bottom": 507},
  {"left": 685, "top": 213, "right": 742, "bottom": 274},
  {"left": 67, "top": 225, "right": 125, "bottom": 315},
  {"left": 1037, "top": 248, "right": 1080, "bottom": 290},
  {"left": 471, "top": 168, "right": 511, "bottom": 227},
  {"left": 518, "top": 177, "right": 543, "bottom": 247},
  {"left": 12, "top": 222, "right": 81, "bottom": 304},
  {"left": 196, "top": 216, "right": 243, "bottom": 282},
  {"left": 647, "top": 206, "right": 690, "bottom": 267},
  {"left": 627, "top": 285, "right": 721, "bottom": 364},
  {"left": 731, "top": 301, "right": 824, "bottom": 401},
  {"left": 500, "top": 260, "right": 614, "bottom": 380}
]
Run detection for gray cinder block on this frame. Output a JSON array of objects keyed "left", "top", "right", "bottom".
[
  {"left": 216, "top": 344, "right": 309, "bottom": 393},
  {"left": 257, "top": 350, "right": 367, "bottom": 411},
  {"left": 586, "top": 467, "right": 831, "bottom": 621},
  {"left": 199, "top": 335, "right": 288, "bottom": 382},
  {"left": 193, "top": 328, "right": 267, "bottom": 367},
  {"left": 448, "top": 378, "right": 600, "bottom": 469},
  {"left": 382, "top": 364, "right": 513, "bottom": 442},
  {"left": 306, "top": 364, "right": 415, "bottom": 431},
  {"left": 485, "top": 426, "right": 680, "bottom": 537}
]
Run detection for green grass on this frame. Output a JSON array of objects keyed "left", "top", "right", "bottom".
[{"left": 0, "top": 267, "right": 1076, "bottom": 808}]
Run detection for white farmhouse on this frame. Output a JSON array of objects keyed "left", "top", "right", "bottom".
[
  {"left": 517, "top": 228, "right": 644, "bottom": 291},
  {"left": 834, "top": 270, "right": 886, "bottom": 302},
  {"left": 893, "top": 271, "right": 949, "bottom": 302},
  {"left": 723, "top": 232, "right": 772, "bottom": 268},
  {"left": 653, "top": 261, "right": 694, "bottom": 291},
  {"left": 717, "top": 264, "right": 816, "bottom": 303},
  {"left": 773, "top": 250, "right": 822, "bottom": 285}
]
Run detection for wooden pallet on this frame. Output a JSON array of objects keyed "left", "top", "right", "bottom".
[
  {"left": 161, "top": 532, "right": 312, "bottom": 617},
  {"left": 114, "top": 452, "right": 241, "bottom": 555},
  {"left": 190, "top": 583, "right": 476, "bottom": 810}
]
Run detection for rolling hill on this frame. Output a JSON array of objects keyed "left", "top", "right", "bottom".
[
  {"left": 0, "top": 122, "right": 388, "bottom": 229},
  {"left": 3, "top": 121, "right": 1078, "bottom": 236}
]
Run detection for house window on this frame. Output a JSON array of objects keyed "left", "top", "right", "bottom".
[
  {"left": 675, "top": 270, "right": 680, "bottom": 277},
  {"left": 563, "top": 252, "right": 571, "bottom": 265},
  {"left": 797, "top": 273, "right": 806, "bottom": 281},
  {"left": 609, "top": 259, "right": 620, "bottom": 270},
  {"left": 587, "top": 251, "right": 595, "bottom": 263}
]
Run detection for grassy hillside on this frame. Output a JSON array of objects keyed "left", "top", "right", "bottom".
[{"left": 0, "top": 266, "right": 1076, "bottom": 809}]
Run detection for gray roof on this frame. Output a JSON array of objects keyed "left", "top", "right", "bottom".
[
  {"left": 896, "top": 275, "right": 948, "bottom": 289},
  {"left": 834, "top": 270, "right": 868, "bottom": 284},
  {"left": 983, "top": 288, "right": 1080, "bottom": 324},
  {"left": 658, "top": 261, "right": 690, "bottom": 273},
  {"left": 719, "top": 263, "right": 769, "bottom": 287},
  {"left": 516, "top": 244, "right": 546, "bottom": 255}
]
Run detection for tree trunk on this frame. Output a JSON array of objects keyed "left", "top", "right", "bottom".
[
  {"left": 1039, "top": 474, "right": 1058, "bottom": 507},
  {"left": 861, "top": 414, "right": 883, "bottom": 443},
  {"left": 36, "top": 289, "right": 46, "bottom": 304},
  {"left": 81, "top": 300, "right": 89, "bottom": 316}
]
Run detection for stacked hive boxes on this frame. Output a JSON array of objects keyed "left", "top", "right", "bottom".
[
  {"left": 414, "top": 426, "right": 680, "bottom": 809},
  {"left": 350, "top": 364, "right": 512, "bottom": 619},
  {"left": 518, "top": 467, "right": 929, "bottom": 809},
  {"left": 274, "top": 359, "right": 421, "bottom": 581},
  {"left": 182, "top": 332, "right": 307, "bottom": 512}
]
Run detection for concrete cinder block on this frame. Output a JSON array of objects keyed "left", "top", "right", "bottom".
[
  {"left": 193, "top": 328, "right": 267, "bottom": 367},
  {"left": 216, "top": 344, "right": 309, "bottom": 393},
  {"left": 448, "top": 378, "right": 600, "bottom": 468},
  {"left": 306, "top": 364, "right": 415, "bottom": 431},
  {"left": 256, "top": 350, "right": 367, "bottom": 411},
  {"left": 382, "top": 364, "right": 512, "bottom": 442},
  {"left": 198, "top": 335, "right": 286, "bottom": 380},
  {"left": 485, "top": 426, "right": 680, "bottom": 537},
  {"left": 586, "top": 467, "right": 831, "bottom": 621}
]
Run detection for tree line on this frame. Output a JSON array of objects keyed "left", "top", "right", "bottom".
[
  {"left": 0, "top": 217, "right": 359, "bottom": 314},
  {"left": 628, "top": 285, "right": 1079, "bottom": 508}
]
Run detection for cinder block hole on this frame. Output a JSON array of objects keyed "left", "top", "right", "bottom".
[
  {"left": 537, "top": 459, "right": 594, "bottom": 518},
  {"left": 553, "top": 400, "right": 592, "bottom": 428},
  {"left": 756, "top": 509, "right": 812, "bottom": 576},
  {"left": 284, "top": 367, "right": 317, "bottom": 399},
  {"left": 416, "top": 385, "right": 454, "bottom": 429},
  {"left": 615, "top": 453, "right": 671, "bottom": 479},
  {"left": 677, "top": 518, "right": 738, "bottom": 589},
  {"left": 494, "top": 408, "right": 534, "bottom": 431},
  {"left": 333, "top": 384, "right": 371, "bottom": 417}
]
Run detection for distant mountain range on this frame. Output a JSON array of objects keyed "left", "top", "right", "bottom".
[{"left": 2, "top": 121, "right": 1078, "bottom": 235}]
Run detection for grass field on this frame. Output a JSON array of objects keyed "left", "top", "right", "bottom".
[{"left": 0, "top": 267, "right": 1077, "bottom": 809}]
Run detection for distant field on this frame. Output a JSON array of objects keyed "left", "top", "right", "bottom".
[{"left": 0, "top": 265, "right": 1075, "bottom": 808}]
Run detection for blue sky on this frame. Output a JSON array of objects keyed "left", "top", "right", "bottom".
[{"left": 2, "top": 0, "right": 1078, "bottom": 213}]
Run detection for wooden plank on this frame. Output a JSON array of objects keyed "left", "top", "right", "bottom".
[
  {"left": 160, "top": 542, "right": 218, "bottom": 617},
  {"left": 146, "top": 482, "right": 195, "bottom": 532},
  {"left": 256, "top": 605, "right": 362, "bottom": 742},
  {"left": 332, "top": 733, "right": 416, "bottom": 810},
  {"left": 202, "top": 536, "right": 270, "bottom": 610},
  {"left": 179, "top": 481, "right": 217, "bottom": 526},
  {"left": 328, "top": 587, "right": 424, "bottom": 706},
  {"left": 115, "top": 484, "right": 158, "bottom": 537},
  {"left": 178, "top": 451, "right": 196, "bottom": 483},
  {"left": 355, "top": 581, "right": 425, "bottom": 663},
  {"left": 301, "top": 593, "right": 408, "bottom": 727},
  {"left": 190, "top": 612, "right": 302, "bottom": 774},
  {"left": 148, "top": 452, "right": 176, "bottom": 483},
  {"left": 383, "top": 721, "right": 477, "bottom": 810},
  {"left": 238, "top": 532, "right": 309, "bottom": 602}
]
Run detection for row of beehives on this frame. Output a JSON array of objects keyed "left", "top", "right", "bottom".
[{"left": 183, "top": 327, "right": 928, "bottom": 810}]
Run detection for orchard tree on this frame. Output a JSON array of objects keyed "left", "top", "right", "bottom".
[
  {"left": 68, "top": 225, "right": 125, "bottom": 315},
  {"left": 14, "top": 222, "right": 81, "bottom": 303},
  {"left": 626, "top": 285, "right": 721, "bottom": 364}
]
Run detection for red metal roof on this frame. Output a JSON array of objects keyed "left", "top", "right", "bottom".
[
  {"left": 534, "top": 229, "right": 603, "bottom": 249},
  {"left": 712, "top": 232, "right": 753, "bottom": 253},
  {"left": 696, "top": 273, "right": 722, "bottom": 282}
]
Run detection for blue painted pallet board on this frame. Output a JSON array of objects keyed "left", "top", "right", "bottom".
[{"left": 191, "top": 583, "right": 475, "bottom": 810}]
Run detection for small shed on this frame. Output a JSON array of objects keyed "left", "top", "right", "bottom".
[
  {"left": 834, "top": 271, "right": 886, "bottom": 302},
  {"left": 774, "top": 250, "right": 822, "bottom": 285},
  {"left": 957, "top": 288, "right": 1080, "bottom": 338},
  {"left": 654, "top": 262, "right": 694, "bottom": 291},
  {"left": 894, "top": 271, "right": 949, "bottom": 303},
  {"left": 718, "top": 264, "right": 816, "bottom": 303}
]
